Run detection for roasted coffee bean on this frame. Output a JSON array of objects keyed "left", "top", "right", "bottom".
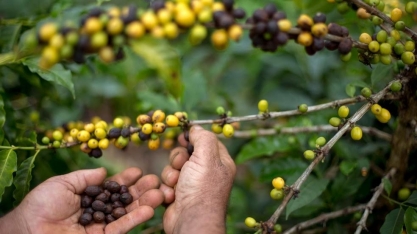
[
  {"left": 92, "top": 200, "right": 106, "bottom": 212},
  {"left": 81, "top": 195, "right": 93, "bottom": 208},
  {"left": 83, "top": 207, "right": 94, "bottom": 214},
  {"left": 120, "top": 185, "right": 129, "bottom": 194},
  {"left": 96, "top": 192, "right": 109, "bottom": 203},
  {"left": 105, "top": 214, "right": 116, "bottom": 223},
  {"left": 113, "top": 201, "right": 124, "bottom": 208},
  {"left": 85, "top": 185, "right": 102, "bottom": 197},
  {"left": 111, "top": 193, "right": 120, "bottom": 202},
  {"left": 112, "top": 207, "right": 127, "bottom": 219},
  {"left": 120, "top": 193, "right": 133, "bottom": 205},
  {"left": 93, "top": 211, "right": 105, "bottom": 223},
  {"left": 107, "top": 181, "right": 121, "bottom": 193},
  {"left": 104, "top": 203, "right": 113, "bottom": 214},
  {"left": 79, "top": 213, "right": 93, "bottom": 226}
]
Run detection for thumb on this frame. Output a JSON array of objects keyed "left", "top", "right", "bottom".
[
  {"left": 189, "top": 125, "right": 221, "bottom": 166},
  {"left": 57, "top": 167, "right": 107, "bottom": 194}
]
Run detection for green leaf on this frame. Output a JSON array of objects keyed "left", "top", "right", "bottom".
[
  {"left": 404, "top": 207, "right": 417, "bottom": 234},
  {"left": 96, "top": 0, "right": 110, "bottom": 5},
  {"left": 380, "top": 208, "right": 405, "bottom": 234},
  {"left": 382, "top": 178, "right": 392, "bottom": 197},
  {"left": 236, "top": 136, "right": 291, "bottom": 164},
  {"left": 129, "top": 37, "right": 182, "bottom": 99},
  {"left": 260, "top": 157, "right": 308, "bottom": 183},
  {"left": 405, "top": 191, "right": 417, "bottom": 206},
  {"left": 13, "top": 150, "right": 40, "bottom": 206},
  {"left": 286, "top": 177, "right": 329, "bottom": 219},
  {"left": 137, "top": 90, "right": 180, "bottom": 113},
  {"left": 371, "top": 64, "right": 393, "bottom": 89},
  {"left": 0, "top": 149, "right": 17, "bottom": 202},
  {"left": 339, "top": 160, "right": 357, "bottom": 176},
  {"left": 23, "top": 57, "right": 75, "bottom": 98},
  {"left": 182, "top": 70, "right": 207, "bottom": 111},
  {"left": 0, "top": 95, "right": 5, "bottom": 128},
  {"left": 345, "top": 84, "right": 356, "bottom": 97}
]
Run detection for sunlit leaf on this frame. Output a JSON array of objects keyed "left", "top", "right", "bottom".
[{"left": 0, "top": 149, "right": 17, "bottom": 202}]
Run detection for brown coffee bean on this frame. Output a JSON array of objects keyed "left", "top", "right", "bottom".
[
  {"left": 81, "top": 195, "right": 93, "bottom": 208},
  {"left": 93, "top": 211, "right": 105, "bottom": 223},
  {"left": 105, "top": 214, "right": 116, "bottom": 223},
  {"left": 79, "top": 213, "right": 93, "bottom": 226},
  {"left": 107, "top": 181, "right": 121, "bottom": 193},
  {"left": 112, "top": 207, "right": 127, "bottom": 219},
  {"left": 110, "top": 193, "right": 120, "bottom": 202},
  {"left": 104, "top": 203, "right": 113, "bottom": 214},
  {"left": 120, "top": 193, "right": 133, "bottom": 205},
  {"left": 96, "top": 192, "right": 109, "bottom": 203},
  {"left": 92, "top": 200, "right": 106, "bottom": 212},
  {"left": 83, "top": 207, "right": 94, "bottom": 214},
  {"left": 112, "top": 201, "right": 123, "bottom": 208},
  {"left": 120, "top": 185, "right": 129, "bottom": 194},
  {"left": 85, "top": 185, "right": 102, "bottom": 197}
]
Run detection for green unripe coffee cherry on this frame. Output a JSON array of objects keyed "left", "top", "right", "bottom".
[
  {"left": 258, "top": 99, "right": 269, "bottom": 112},
  {"left": 372, "top": 16, "right": 383, "bottom": 25},
  {"left": 370, "top": 54, "right": 380, "bottom": 64},
  {"left": 361, "top": 87, "right": 372, "bottom": 98},
  {"left": 337, "top": 2, "right": 350, "bottom": 14},
  {"left": 368, "top": 41, "right": 380, "bottom": 53},
  {"left": 380, "top": 55, "right": 392, "bottom": 65},
  {"left": 398, "top": 187, "right": 411, "bottom": 201},
  {"left": 338, "top": 105, "right": 350, "bottom": 118},
  {"left": 52, "top": 140, "right": 61, "bottom": 148},
  {"left": 369, "top": 0, "right": 380, "bottom": 6},
  {"left": 386, "top": 37, "right": 396, "bottom": 47},
  {"left": 316, "top": 137, "right": 326, "bottom": 146},
  {"left": 394, "top": 21, "right": 405, "bottom": 31},
  {"left": 298, "top": 104, "right": 308, "bottom": 113},
  {"left": 353, "top": 212, "right": 362, "bottom": 220},
  {"left": 52, "top": 130, "right": 63, "bottom": 141},
  {"left": 329, "top": 117, "right": 341, "bottom": 127},
  {"left": 274, "top": 224, "right": 283, "bottom": 233},
  {"left": 244, "top": 217, "right": 257, "bottom": 228},
  {"left": 404, "top": 41, "right": 415, "bottom": 52},
  {"left": 402, "top": 51, "right": 416, "bottom": 65},
  {"left": 270, "top": 188, "right": 284, "bottom": 200},
  {"left": 42, "top": 136, "right": 50, "bottom": 144},
  {"left": 406, "top": 2, "right": 417, "bottom": 14},
  {"left": 24, "top": 32, "right": 38, "bottom": 49},
  {"left": 304, "top": 150, "right": 315, "bottom": 160},
  {"left": 376, "top": 30, "right": 387, "bottom": 43},
  {"left": 412, "top": 221, "right": 417, "bottom": 231},
  {"left": 390, "top": 81, "right": 402, "bottom": 92},
  {"left": 394, "top": 43, "right": 405, "bottom": 55},
  {"left": 379, "top": 43, "right": 392, "bottom": 55},
  {"left": 377, "top": 1, "right": 385, "bottom": 11},
  {"left": 340, "top": 52, "right": 351, "bottom": 62},
  {"left": 216, "top": 106, "right": 225, "bottom": 115}
]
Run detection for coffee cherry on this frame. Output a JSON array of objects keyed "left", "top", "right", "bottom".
[
  {"left": 141, "top": 11, "right": 159, "bottom": 30},
  {"left": 211, "top": 124, "right": 223, "bottom": 134},
  {"left": 49, "top": 34, "right": 64, "bottom": 49},
  {"left": 152, "top": 110, "right": 166, "bottom": 123},
  {"left": 404, "top": 41, "right": 415, "bottom": 52},
  {"left": 376, "top": 108, "right": 391, "bottom": 123},
  {"left": 79, "top": 213, "right": 93, "bottom": 226},
  {"left": 110, "top": 193, "right": 120, "bottom": 202},
  {"left": 337, "top": 2, "right": 350, "bottom": 14},
  {"left": 89, "top": 148, "right": 103, "bottom": 158},
  {"left": 94, "top": 128, "right": 106, "bottom": 139},
  {"left": 380, "top": 55, "right": 392, "bottom": 65},
  {"left": 125, "top": 21, "right": 145, "bottom": 39},
  {"left": 316, "top": 137, "right": 326, "bottom": 146},
  {"left": 368, "top": 41, "right": 380, "bottom": 53},
  {"left": 211, "top": 29, "right": 229, "bottom": 50},
  {"left": 398, "top": 187, "right": 411, "bottom": 201},
  {"left": 92, "top": 200, "right": 106, "bottom": 212},
  {"left": 153, "top": 122, "right": 166, "bottom": 133},
  {"left": 107, "top": 181, "right": 121, "bottom": 193},
  {"left": 297, "top": 14, "right": 313, "bottom": 30},
  {"left": 311, "top": 23, "right": 328, "bottom": 37},
  {"left": 376, "top": 30, "right": 387, "bottom": 43},
  {"left": 272, "top": 177, "right": 285, "bottom": 189},
  {"left": 361, "top": 87, "right": 372, "bottom": 98},
  {"left": 104, "top": 203, "right": 113, "bottom": 214},
  {"left": 340, "top": 52, "right": 352, "bottom": 62},
  {"left": 228, "top": 24, "right": 243, "bottom": 41},
  {"left": 372, "top": 16, "right": 383, "bottom": 25},
  {"left": 270, "top": 188, "right": 284, "bottom": 200},
  {"left": 77, "top": 130, "right": 91, "bottom": 142},
  {"left": 338, "top": 106, "right": 349, "bottom": 118},
  {"left": 338, "top": 38, "right": 353, "bottom": 54},
  {"left": 411, "top": 221, "right": 417, "bottom": 231},
  {"left": 233, "top": 8, "right": 246, "bottom": 19},
  {"left": 51, "top": 130, "right": 63, "bottom": 141},
  {"left": 112, "top": 207, "right": 127, "bottom": 219},
  {"left": 390, "top": 81, "right": 402, "bottom": 92},
  {"left": 359, "top": 33, "right": 372, "bottom": 44},
  {"left": 148, "top": 138, "right": 160, "bottom": 150},
  {"left": 391, "top": 8, "right": 403, "bottom": 22},
  {"left": 52, "top": 140, "right": 60, "bottom": 148},
  {"left": 81, "top": 195, "right": 94, "bottom": 208},
  {"left": 91, "top": 31, "right": 108, "bottom": 49},
  {"left": 244, "top": 217, "right": 257, "bottom": 228},
  {"left": 84, "top": 123, "right": 95, "bottom": 133},
  {"left": 87, "top": 139, "right": 98, "bottom": 149},
  {"left": 278, "top": 19, "right": 292, "bottom": 32},
  {"left": 41, "top": 136, "right": 50, "bottom": 145},
  {"left": 298, "top": 104, "right": 308, "bottom": 113},
  {"left": 357, "top": 8, "right": 370, "bottom": 19},
  {"left": 105, "top": 214, "right": 116, "bottom": 223},
  {"left": 84, "top": 17, "right": 103, "bottom": 34},
  {"left": 297, "top": 32, "right": 313, "bottom": 47},
  {"left": 406, "top": 2, "right": 417, "bottom": 14},
  {"left": 222, "top": 123, "right": 234, "bottom": 138},
  {"left": 274, "top": 224, "right": 283, "bottom": 233},
  {"left": 394, "top": 21, "right": 405, "bottom": 31},
  {"left": 390, "top": 30, "right": 401, "bottom": 41},
  {"left": 402, "top": 51, "right": 415, "bottom": 65},
  {"left": 304, "top": 150, "right": 315, "bottom": 160},
  {"left": 350, "top": 126, "right": 363, "bottom": 141},
  {"left": 189, "top": 24, "right": 207, "bottom": 45},
  {"left": 96, "top": 192, "right": 109, "bottom": 203},
  {"left": 379, "top": 43, "right": 392, "bottom": 55},
  {"left": 84, "top": 207, "right": 95, "bottom": 214},
  {"left": 113, "top": 117, "right": 124, "bottom": 128},
  {"left": 120, "top": 185, "right": 129, "bottom": 193},
  {"left": 394, "top": 43, "right": 405, "bottom": 55},
  {"left": 39, "top": 23, "right": 58, "bottom": 42},
  {"left": 176, "top": 8, "right": 196, "bottom": 28},
  {"left": 165, "top": 115, "right": 179, "bottom": 127},
  {"left": 139, "top": 131, "right": 150, "bottom": 141},
  {"left": 371, "top": 104, "right": 382, "bottom": 115},
  {"left": 93, "top": 211, "right": 105, "bottom": 223},
  {"left": 141, "top": 123, "right": 153, "bottom": 135},
  {"left": 258, "top": 99, "right": 268, "bottom": 112},
  {"left": 120, "top": 193, "right": 133, "bottom": 205}
]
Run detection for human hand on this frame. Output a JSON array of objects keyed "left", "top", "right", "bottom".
[
  {"left": 0, "top": 167, "right": 164, "bottom": 234},
  {"left": 160, "top": 125, "right": 236, "bottom": 234}
]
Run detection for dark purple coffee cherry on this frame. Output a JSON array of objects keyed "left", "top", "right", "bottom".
[
  {"left": 81, "top": 195, "right": 94, "bottom": 208},
  {"left": 89, "top": 148, "right": 103, "bottom": 158},
  {"left": 120, "top": 185, "right": 129, "bottom": 194},
  {"left": 120, "top": 193, "right": 133, "bottom": 205},
  {"left": 83, "top": 207, "right": 94, "bottom": 214},
  {"left": 338, "top": 38, "right": 353, "bottom": 54},
  {"left": 274, "top": 32, "right": 288, "bottom": 45},
  {"left": 232, "top": 8, "right": 246, "bottom": 19},
  {"left": 93, "top": 211, "right": 105, "bottom": 223},
  {"left": 313, "top": 37, "right": 325, "bottom": 51},
  {"left": 187, "top": 143, "right": 194, "bottom": 156},
  {"left": 313, "top": 12, "right": 326, "bottom": 23},
  {"left": 104, "top": 189, "right": 111, "bottom": 197},
  {"left": 112, "top": 207, "right": 127, "bottom": 219},
  {"left": 108, "top": 128, "right": 122, "bottom": 139},
  {"left": 85, "top": 185, "right": 102, "bottom": 197},
  {"left": 104, "top": 203, "right": 113, "bottom": 214},
  {"left": 105, "top": 214, "right": 116, "bottom": 224},
  {"left": 272, "top": 11, "right": 286, "bottom": 21},
  {"left": 121, "top": 127, "right": 131, "bottom": 138},
  {"left": 325, "top": 40, "right": 339, "bottom": 51},
  {"left": 151, "top": 0, "right": 165, "bottom": 11},
  {"left": 92, "top": 200, "right": 106, "bottom": 212},
  {"left": 222, "top": 0, "right": 234, "bottom": 11},
  {"left": 107, "top": 181, "right": 121, "bottom": 193},
  {"left": 111, "top": 193, "right": 121, "bottom": 202},
  {"left": 218, "top": 14, "right": 234, "bottom": 29},
  {"left": 79, "top": 213, "right": 93, "bottom": 226},
  {"left": 96, "top": 192, "right": 109, "bottom": 203},
  {"left": 267, "top": 20, "right": 278, "bottom": 34},
  {"left": 264, "top": 3, "right": 277, "bottom": 17},
  {"left": 253, "top": 9, "right": 269, "bottom": 22},
  {"left": 112, "top": 201, "right": 124, "bottom": 208},
  {"left": 139, "top": 131, "right": 150, "bottom": 141}
]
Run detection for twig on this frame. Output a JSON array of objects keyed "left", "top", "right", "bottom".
[
  {"left": 229, "top": 125, "right": 392, "bottom": 141},
  {"left": 264, "top": 77, "right": 401, "bottom": 232},
  {"left": 354, "top": 168, "right": 397, "bottom": 234},
  {"left": 283, "top": 204, "right": 367, "bottom": 234}
]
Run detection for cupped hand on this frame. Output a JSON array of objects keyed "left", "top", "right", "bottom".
[
  {"left": 159, "top": 125, "right": 236, "bottom": 234},
  {"left": 3, "top": 167, "right": 164, "bottom": 234}
]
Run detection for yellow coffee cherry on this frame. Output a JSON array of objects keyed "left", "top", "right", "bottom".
[
  {"left": 142, "top": 123, "right": 153, "bottom": 135},
  {"left": 211, "top": 29, "right": 229, "bottom": 50},
  {"left": 338, "top": 105, "right": 350, "bottom": 118},
  {"left": 228, "top": 24, "right": 243, "bottom": 41},
  {"left": 108, "top": 7, "right": 121, "bottom": 18},
  {"left": 211, "top": 123, "right": 223, "bottom": 134},
  {"left": 376, "top": 108, "right": 391, "bottom": 123},
  {"left": 163, "top": 22, "right": 179, "bottom": 39},
  {"left": 80, "top": 142, "right": 92, "bottom": 153},
  {"left": 152, "top": 110, "right": 166, "bottom": 123},
  {"left": 88, "top": 139, "right": 98, "bottom": 149},
  {"left": 245, "top": 217, "right": 257, "bottom": 228},
  {"left": 297, "top": 14, "right": 314, "bottom": 29},
  {"left": 297, "top": 32, "right": 313, "bottom": 46},
  {"left": 391, "top": 8, "right": 403, "bottom": 22},
  {"left": 371, "top": 104, "right": 382, "bottom": 115},
  {"left": 189, "top": 24, "right": 207, "bottom": 45},
  {"left": 201, "top": 0, "right": 214, "bottom": 7},
  {"left": 258, "top": 99, "right": 269, "bottom": 112},
  {"left": 70, "top": 129, "right": 79, "bottom": 139},
  {"left": 141, "top": 11, "right": 159, "bottom": 30},
  {"left": 278, "top": 19, "right": 292, "bottom": 32},
  {"left": 212, "top": 2, "right": 225, "bottom": 11},
  {"left": 165, "top": 129, "right": 176, "bottom": 139},
  {"left": 174, "top": 111, "right": 187, "bottom": 120},
  {"left": 41, "top": 46, "right": 60, "bottom": 65},
  {"left": 113, "top": 117, "right": 124, "bottom": 128},
  {"left": 222, "top": 123, "right": 234, "bottom": 138},
  {"left": 359, "top": 33, "right": 372, "bottom": 44},
  {"left": 151, "top": 26, "right": 165, "bottom": 38},
  {"left": 162, "top": 138, "right": 174, "bottom": 149},
  {"left": 107, "top": 17, "right": 124, "bottom": 35},
  {"left": 125, "top": 21, "right": 145, "bottom": 39},
  {"left": 84, "top": 17, "right": 103, "bottom": 34},
  {"left": 39, "top": 23, "right": 58, "bottom": 42},
  {"left": 98, "top": 138, "right": 109, "bottom": 149},
  {"left": 137, "top": 114, "right": 152, "bottom": 125},
  {"left": 175, "top": 8, "right": 196, "bottom": 28},
  {"left": 94, "top": 128, "right": 107, "bottom": 139},
  {"left": 191, "top": 0, "right": 204, "bottom": 14},
  {"left": 49, "top": 34, "right": 64, "bottom": 49},
  {"left": 153, "top": 122, "right": 166, "bottom": 133},
  {"left": 95, "top": 120, "right": 108, "bottom": 130},
  {"left": 198, "top": 8, "right": 213, "bottom": 23},
  {"left": 166, "top": 115, "right": 180, "bottom": 127},
  {"left": 157, "top": 8, "right": 172, "bottom": 25},
  {"left": 148, "top": 138, "right": 160, "bottom": 150},
  {"left": 77, "top": 130, "right": 91, "bottom": 142},
  {"left": 311, "top": 23, "right": 328, "bottom": 37},
  {"left": 350, "top": 126, "right": 363, "bottom": 141},
  {"left": 84, "top": 123, "right": 95, "bottom": 133},
  {"left": 270, "top": 188, "right": 284, "bottom": 200},
  {"left": 357, "top": 8, "right": 371, "bottom": 19},
  {"left": 131, "top": 133, "right": 141, "bottom": 144},
  {"left": 99, "top": 47, "right": 115, "bottom": 64},
  {"left": 272, "top": 177, "right": 285, "bottom": 189}
]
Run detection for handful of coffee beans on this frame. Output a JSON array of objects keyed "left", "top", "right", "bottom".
[{"left": 78, "top": 180, "right": 133, "bottom": 226}]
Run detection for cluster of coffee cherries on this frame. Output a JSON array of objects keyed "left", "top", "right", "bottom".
[
  {"left": 79, "top": 180, "right": 133, "bottom": 226},
  {"left": 210, "top": 106, "right": 236, "bottom": 138}
]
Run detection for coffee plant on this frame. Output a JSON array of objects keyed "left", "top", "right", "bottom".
[{"left": 1, "top": 0, "right": 417, "bottom": 233}]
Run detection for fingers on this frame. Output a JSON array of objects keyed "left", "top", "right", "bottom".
[
  {"left": 128, "top": 174, "right": 160, "bottom": 200},
  {"left": 105, "top": 206, "right": 154, "bottom": 234},
  {"left": 169, "top": 147, "right": 189, "bottom": 170},
  {"left": 161, "top": 165, "right": 180, "bottom": 187},
  {"left": 217, "top": 141, "right": 236, "bottom": 176},
  {"left": 188, "top": 125, "right": 220, "bottom": 165},
  {"left": 159, "top": 183, "right": 175, "bottom": 204},
  {"left": 58, "top": 167, "right": 107, "bottom": 194},
  {"left": 107, "top": 167, "right": 143, "bottom": 187},
  {"left": 126, "top": 189, "right": 164, "bottom": 212}
]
